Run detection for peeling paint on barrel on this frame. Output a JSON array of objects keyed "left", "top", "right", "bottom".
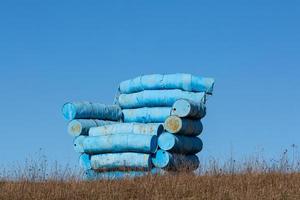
[
  {"left": 68, "top": 119, "right": 118, "bottom": 136},
  {"left": 91, "top": 152, "right": 152, "bottom": 170},
  {"left": 89, "top": 123, "right": 163, "bottom": 136}
]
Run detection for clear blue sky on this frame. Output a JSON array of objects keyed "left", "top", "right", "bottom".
[{"left": 0, "top": 1, "right": 299, "bottom": 167}]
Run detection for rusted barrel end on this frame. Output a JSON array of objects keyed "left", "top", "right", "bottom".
[{"left": 164, "top": 116, "right": 182, "bottom": 134}]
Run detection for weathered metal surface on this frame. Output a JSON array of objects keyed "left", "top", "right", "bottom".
[
  {"left": 164, "top": 116, "right": 203, "bottom": 136},
  {"left": 62, "top": 102, "right": 122, "bottom": 121},
  {"left": 84, "top": 168, "right": 163, "bottom": 180},
  {"left": 91, "top": 152, "right": 152, "bottom": 170},
  {"left": 73, "top": 135, "right": 86, "bottom": 153},
  {"left": 151, "top": 150, "right": 199, "bottom": 171},
  {"left": 171, "top": 99, "right": 206, "bottom": 119},
  {"left": 119, "top": 73, "right": 214, "bottom": 95},
  {"left": 79, "top": 153, "right": 91, "bottom": 170},
  {"left": 158, "top": 132, "right": 203, "bottom": 154},
  {"left": 122, "top": 107, "right": 171, "bottom": 123},
  {"left": 84, "top": 169, "right": 148, "bottom": 180},
  {"left": 62, "top": 73, "right": 215, "bottom": 179},
  {"left": 67, "top": 119, "right": 117, "bottom": 136},
  {"left": 118, "top": 89, "right": 206, "bottom": 109},
  {"left": 83, "top": 134, "right": 157, "bottom": 154},
  {"left": 89, "top": 123, "right": 164, "bottom": 136}
]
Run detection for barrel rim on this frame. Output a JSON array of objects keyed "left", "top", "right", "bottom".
[
  {"left": 67, "top": 120, "right": 82, "bottom": 136},
  {"left": 158, "top": 132, "right": 175, "bottom": 151},
  {"left": 164, "top": 115, "right": 182, "bottom": 133},
  {"left": 62, "top": 102, "right": 76, "bottom": 120}
]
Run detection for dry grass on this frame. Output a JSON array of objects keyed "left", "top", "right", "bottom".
[
  {"left": 1, "top": 148, "right": 300, "bottom": 199},
  {"left": 1, "top": 172, "right": 300, "bottom": 199}
]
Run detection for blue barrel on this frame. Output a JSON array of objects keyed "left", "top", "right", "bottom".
[
  {"left": 73, "top": 136, "right": 86, "bottom": 153},
  {"left": 164, "top": 116, "right": 203, "bottom": 136},
  {"left": 79, "top": 153, "right": 91, "bottom": 170},
  {"left": 83, "top": 134, "right": 157, "bottom": 154},
  {"left": 91, "top": 153, "right": 152, "bottom": 170},
  {"left": 84, "top": 169, "right": 147, "bottom": 180},
  {"left": 89, "top": 123, "right": 164, "bottom": 136},
  {"left": 171, "top": 99, "right": 206, "bottom": 119},
  {"left": 62, "top": 102, "right": 122, "bottom": 121},
  {"left": 152, "top": 150, "right": 199, "bottom": 171},
  {"left": 122, "top": 107, "right": 171, "bottom": 123},
  {"left": 158, "top": 132, "right": 203, "bottom": 154},
  {"left": 84, "top": 168, "right": 163, "bottom": 180},
  {"left": 119, "top": 74, "right": 214, "bottom": 94},
  {"left": 118, "top": 89, "right": 206, "bottom": 109},
  {"left": 67, "top": 119, "right": 117, "bottom": 136}
]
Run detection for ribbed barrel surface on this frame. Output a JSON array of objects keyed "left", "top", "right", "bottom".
[
  {"left": 68, "top": 119, "right": 117, "bottom": 136},
  {"left": 119, "top": 74, "right": 214, "bottom": 94},
  {"left": 84, "top": 168, "right": 163, "bottom": 180},
  {"left": 158, "top": 132, "right": 203, "bottom": 154},
  {"left": 171, "top": 99, "right": 206, "bottom": 118},
  {"left": 73, "top": 136, "right": 86, "bottom": 153},
  {"left": 91, "top": 153, "right": 152, "bottom": 170},
  {"left": 83, "top": 134, "right": 157, "bottom": 154},
  {"left": 164, "top": 116, "right": 203, "bottom": 136},
  {"left": 62, "top": 73, "right": 215, "bottom": 180},
  {"left": 79, "top": 153, "right": 91, "bottom": 170},
  {"left": 62, "top": 102, "right": 122, "bottom": 121},
  {"left": 122, "top": 107, "right": 171, "bottom": 123},
  {"left": 89, "top": 123, "right": 164, "bottom": 136},
  {"left": 118, "top": 90, "right": 206, "bottom": 109},
  {"left": 152, "top": 150, "right": 199, "bottom": 171}
]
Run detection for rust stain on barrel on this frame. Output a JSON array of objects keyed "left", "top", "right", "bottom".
[
  {"left": 149, "top": 126, "right": 154, "bottom": 133},
  {"left": 71, "top": 124, "right": 81, "bottom": 132},
  {"left": 166, "top": 117, "right": 180, "bottom": 132}
]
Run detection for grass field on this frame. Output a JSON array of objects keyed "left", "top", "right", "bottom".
[
  {"left": 1, "top": 172, "right": 300, "bottom": 199},
  {"left": 1, "top": 149, "right": 300, "bottom": 199}
]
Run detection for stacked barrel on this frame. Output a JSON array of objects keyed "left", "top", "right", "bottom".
[
  {"left": 85, "top": 123, "right": 163, "bottom": 180},
  {"left": 62, "top": 102, "right": 161, "bottom": 180},
  {"left": 152, "top": 99, "right": 206, "bottom": 171},
  {"left": 117, "top": 74, "right": 214, "bottom": 173},
  {"left": 62, "top": 73, "right": 214, "bottom": 180}
]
